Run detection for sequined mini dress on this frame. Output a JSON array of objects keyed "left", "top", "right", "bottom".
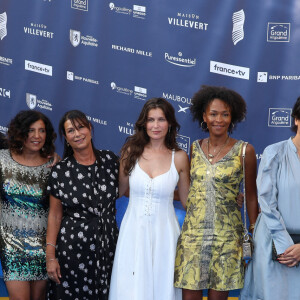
[
  {"left": 0, "top": 149, "right": 50, "bottom": 281},
  {"left": 174, "top": 140, "right": 244, "bottom": 291}
]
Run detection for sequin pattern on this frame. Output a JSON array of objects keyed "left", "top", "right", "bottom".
[{"left": 0, "top": 149, "right": 50, "bottom": 281}]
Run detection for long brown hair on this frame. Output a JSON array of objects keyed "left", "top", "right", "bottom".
[{"left": 121, "top": 98, "right": 180, "bottom": 175}]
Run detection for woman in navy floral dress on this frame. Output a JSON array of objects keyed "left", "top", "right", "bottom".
[{"left": 46, "top": 110, "right": 119, "bottom": 300}]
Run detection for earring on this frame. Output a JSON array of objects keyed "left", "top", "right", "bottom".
[
  {"left": 168, "top": 126, "right": 171, "bottom": 134},
  {"left": 201, "top": 121, "right": 208, "bottom": 131},
  {"left": 41, "top": 147, "right": 45, "bottom": 152}
]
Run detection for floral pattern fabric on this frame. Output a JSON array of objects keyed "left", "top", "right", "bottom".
[
  {"left": 174, "top": 140, "right": 244, "bottom": 291},
  {"left": 47, "top": 150, "right": 119, "bottom": 300}
]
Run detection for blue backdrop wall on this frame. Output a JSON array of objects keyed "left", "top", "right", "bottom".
[{"left": 0, "top": 0, "right": 300, "bottom": 298}]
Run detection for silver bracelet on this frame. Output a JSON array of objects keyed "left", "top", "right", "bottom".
[
  {"left": 46, "top": 242, "right": 56, "bottom": 248},
  {"left": 46, "top": 258, "right": 57, "bottom": 262}
]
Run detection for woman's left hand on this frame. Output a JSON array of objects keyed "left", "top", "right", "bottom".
[
  {"left": 277, "top": 244, "right": 300, "bottom": 267},
  {"left": 47, "top": 152, "right": 61, "bottom": 167}
]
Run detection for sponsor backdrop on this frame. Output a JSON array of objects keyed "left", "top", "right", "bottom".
[{"left": 0, "top": 0, "right": 300, "bottom": 298}]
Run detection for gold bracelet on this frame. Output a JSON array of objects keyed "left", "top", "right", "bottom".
[{"left": 249, "top": 223, "right": 255, "bottom": 231}]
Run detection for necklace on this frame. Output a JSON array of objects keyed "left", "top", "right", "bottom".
[{"left": 207, "top": 136, "right": 230, "bottom": 163}]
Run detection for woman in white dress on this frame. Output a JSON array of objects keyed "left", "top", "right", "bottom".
[{"left": 109, "top": 98, "right": 190, "bottom": 300}]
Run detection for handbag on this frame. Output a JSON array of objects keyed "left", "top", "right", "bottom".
[
  {"left": 241, "top": 142, "right": 253, "bottom": 261},
  {"left": 272, "top": 234, "right": 300, "bottom": 260}
]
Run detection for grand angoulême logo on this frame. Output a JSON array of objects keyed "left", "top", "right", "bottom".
[
  {"left": 0, "top": 12, "right": 7, "bottom": 40},
  {"left": 232, "top": 9, "right": 245, "bottom": 45},
  {"left": 70, "top": 29, "right": 81, "bottom": 47}
]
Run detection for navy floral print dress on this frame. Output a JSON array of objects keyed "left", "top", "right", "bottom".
[{"left": 47, "top": 150, "right": 119, "bottom": 300}]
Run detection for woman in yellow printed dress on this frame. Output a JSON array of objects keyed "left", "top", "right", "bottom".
[{"left": 174, "top": 85, "right": 258, "bottom": 300}]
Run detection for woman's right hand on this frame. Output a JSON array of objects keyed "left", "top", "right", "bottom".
[{"left": 47, "top": 258, "right": 61, "bottom": 284}]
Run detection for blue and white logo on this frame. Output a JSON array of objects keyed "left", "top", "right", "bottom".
[
  {"left": 0, "top": 12, "right": 7, "bottom": 40},
  {"left": 268, "top": 108, "right": 291, "bottom": 127},
  {"left": 232, "top": 9, "right": 245, "bottom": 45},
  {"left": 267, "top": 23, "right": 290, "bottom": 42},
  {"left": 71, "top": 0, "right": 88, "bottom": 11},
  {"left": 176, "top": 134, "right": 190, "bottom": 155}
]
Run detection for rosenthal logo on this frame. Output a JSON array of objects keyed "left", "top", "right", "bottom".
[
  {"left": 268, "top": 108, "right": 291, "bottom": 127},
  {"left": 26, "top": 93, "right": 37, "bottom": 109},
  {"left": 232, "top": 9, "right": 245, "bottom": 45},
  {"left": 70, "top": 29, "right": 81, "bottom": 47},
  {"left": 176, "top": 134, "right": 190, "bottom": 155},
  {"left": 0, "top": 88, "right": 10, "bottom": 98},
  {"left": 25, "top": 60, "right": 53, "bottom": 76},
  {"left": 0, "top": 12, "right": 7, "bottom": 40},
  {"left": 210, "top": 60, "right": 250, "bottom": 80},
  {"left": 267, "top": 23, "right": 290, "bottom": 42},
  {"left": 165, "top": 52, "right": 196, "bottom": 67},
  {"left": 71, "top": 0, "right": 88, "bottom": 11}
]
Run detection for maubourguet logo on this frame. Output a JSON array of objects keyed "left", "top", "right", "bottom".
[
  {"left": 268, "top": 108, "right": 291, "bottom": 127},
  {"left": 176, "top": 134, "right": 190, "bottom": 155},
  {"left": 0, "top": 12, "right": 7, "bottom": 40},
  {"left": 232, "top": 9, "right": 245, "bottom": 45},
  {"left": 267, "top": 23, "right": 290, "bottom": 42},
  {"left": 165, "top": 52, "right": 196, "bottom": 67},
  {"left": 25, "top": 60, "right": 53, "bottom": 76},
  {"left": 71, "top": 0, "right": 88, "bottom": 11},
  {"left": 210, "top": 60, "right": 250, "bottom": 80}
]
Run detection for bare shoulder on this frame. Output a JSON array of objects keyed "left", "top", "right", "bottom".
[
  {"left": 174, "top": 149, "right": 189, "bottom": 169},
  {"left": 245, "top": 143, "right": 256, "bottom": 156}
]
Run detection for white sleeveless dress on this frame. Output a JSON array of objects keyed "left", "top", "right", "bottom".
[{"left": 109, "top": 151, "right": 182, "bottom": 300}]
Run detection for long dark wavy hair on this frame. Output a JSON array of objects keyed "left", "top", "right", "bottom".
[
  {"left": 121, "top": 98, "right": 180, "bottom": 176},
  {"left": 291, "top": 96, "right": 300, "bottom": 133},
  {"left": 7, "top": 110, "right": 56, "bottom": 157},
  {"left": 58, "top": 110, "right": 99, "bottom": 160}
]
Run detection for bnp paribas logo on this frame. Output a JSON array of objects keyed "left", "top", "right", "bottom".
[
  {"left": 232, "top": 9, "right": 245, "bottom": 45},
  {"left": 70, "top": 29, "right": 81, "bottom": 47},
  {"left": 0, "top": 12, "right": 8, "bottom": 40}
]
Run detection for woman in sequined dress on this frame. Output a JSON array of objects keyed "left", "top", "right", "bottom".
[
  {"left": 109, "top": 98, "right": 190, "bottom": 300},
  {"left": 0, "top": 110, "right": 56, "bottom": 300},
  {"left": 46, "top": 110, "right": 119, "bottom": 300},
  {"left": 174, "top": 86, "right": 259, "bottom": 300}
]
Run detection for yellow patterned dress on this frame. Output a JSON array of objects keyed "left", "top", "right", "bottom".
[{"left": 174, "top": 140, "right": 244, "bottom": 291}]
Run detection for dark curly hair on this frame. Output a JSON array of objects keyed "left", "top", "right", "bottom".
[
  {"left": 8, "top": 110, "right": 56, "bottom": 157},
  {"left": 291, "top": 96, "right": 300, "bottom": 133},
  {"left": 121, "top": 98, "right": 180, "bottom": 176},
  {"left": 0, "top": 132, "right": 8, "bottom": 149},
  {"left": 58, "top": 110, "right": 99, "bottom": 160},
  {"left": 190, "top": 85, "right": 247, "bottom": 133}
]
